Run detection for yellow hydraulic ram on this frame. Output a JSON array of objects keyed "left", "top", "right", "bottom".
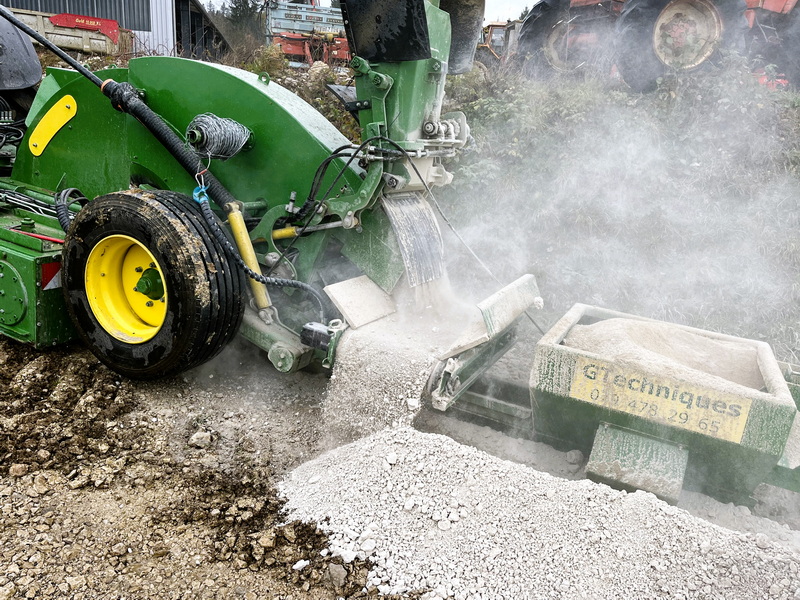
[
  {"left": 225, "top": 203, "right": 271, "bottom": 310},
  {"left": 271, "top": 219, "right": 356, "bottom": 241}
]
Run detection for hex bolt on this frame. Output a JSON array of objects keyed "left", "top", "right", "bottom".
[
  {"left": 146, "top": 301, "right": 154, "bottom": 307},
  {"left": 135, "top": 266, "right": 143, "bottom": 273}
]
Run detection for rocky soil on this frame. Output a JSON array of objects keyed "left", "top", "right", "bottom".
[
  {"left": 1, "top": 325, "right": 799, "bottom": 599},
  {"left": 0, "top": 338, "right": 387, "bottom": 600}
]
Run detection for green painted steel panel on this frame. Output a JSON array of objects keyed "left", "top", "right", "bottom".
[
  {"left": 14, "top": 58, "right": 365, "bottom": 214},
  {"left": 337, "top": 208, "right": 404, "bottom": 292},
  {"left": 530, "top": 304, "right": 799, "bottom": 502},
  {"left": 0, "top": 207, "right": 74, "bottom": 347},
  {"left": 13, "top": 67, "right": 130, "bottom": 199},
  {"left": 126, "top": 58, "right": 363, "bottom": 210},
  {"left": 586, "top": 423, "right": 688, "bottom": 505}
]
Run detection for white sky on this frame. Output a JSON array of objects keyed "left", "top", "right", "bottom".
[
  {"left": 204, "top": 1, "right": 532, "bottom": 25},
  {"left": 483, "top": 0, "right": 532, "bottom": 23}
]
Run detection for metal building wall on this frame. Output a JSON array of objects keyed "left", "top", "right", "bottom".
[
  {"left": 2, "top": 0, "right": 151, "bottom": 30},
  {"left": 5, "top": 0, "right": 228, "bottom": 59},
  {"left": 135, "top": 0, "right": 228, "bottom": 60},
  {"left": 132, "top": 0, "right": 176, "bottom": 55},
  {"left": 173, "top": 0, "right": 229, "bottom": 60}
]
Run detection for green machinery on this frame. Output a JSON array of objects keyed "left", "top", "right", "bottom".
[
  {"left": 0, "top": 0, "right": 533, "bottom": 381},
  {"left": 437, "top": 304, "right": 800, "bottom": 505},
  {"left": 0, "top": 0, "right": 797, "bottom": 506}
]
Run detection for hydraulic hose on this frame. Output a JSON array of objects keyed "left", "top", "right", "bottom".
[
  {"left": 54, "top": 188, "right": 87, "bottom": 232},
  {"left": 197, "top": 199, "right": 331, "bottom": 324}
]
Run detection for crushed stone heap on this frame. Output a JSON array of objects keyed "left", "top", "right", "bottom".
[{"left": 281, "top": 426, "right": 800, "bottom": 600}]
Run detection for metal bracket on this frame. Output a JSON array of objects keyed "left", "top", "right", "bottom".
[{"left": 345, "top": 99, "right": 371, "bottom": 112}]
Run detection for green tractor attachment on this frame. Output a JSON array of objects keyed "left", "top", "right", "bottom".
[
  {"left": 434, "top": 304, "right": 800, "bottom": 505},
  {"left": 0, "top": 0, "right": 536, "bottom": 381},
  {"left": 0, "top": 0, "right": 797, "bottom": 507}
]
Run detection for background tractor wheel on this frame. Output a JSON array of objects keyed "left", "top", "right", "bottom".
[
  {"left": 62, "top": 189, "right": 246, "bottom": 379},
  {"left": 517, "top": 0, "right": 572, "bottom": 77},
  {"left": 616, "top": 0, "right": 747, "bottom": 92},
  {"left": 475, "top": 45, "right": 502, "bottom": 68},
  {"left": 777, "top": 9, "right": 800, "bottom": 88},
  {"left": 517, "top": 0, "right": 614, "bottom": 78}
]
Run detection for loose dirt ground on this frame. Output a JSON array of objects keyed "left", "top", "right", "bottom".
[
  {"left": 0, "top": 338, "right": 386, "bottom": 600},
  {"left": 1, "top": 330, "right": 798, "bottom": 600}
]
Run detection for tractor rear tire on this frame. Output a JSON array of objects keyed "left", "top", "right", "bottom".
[
  {"left": 517, "top": 0, "right": 571, "bottom": 77},
  {"left": 778, "top": 9, "right": 800, "bottom": 88},
  {"left": 62, "top": 189, "right": 246, "bottom": 379},
  {"left": 616, "top": 0, "right": 747, "bottom": 92}
]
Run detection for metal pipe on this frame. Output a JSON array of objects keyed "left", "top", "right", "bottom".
[
  {"left": 271, "top": 220, "right": 347, "bottom": 240},
  {"left": 226, "top": 203, "right": 271, "bottom": 310},
  {"left": 11, "top": 229, "right": 65, "bottom": 244}
]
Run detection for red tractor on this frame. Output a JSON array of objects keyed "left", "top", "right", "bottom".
[{"left": 516, "top": 0, "right": 800, "bottom": 91}]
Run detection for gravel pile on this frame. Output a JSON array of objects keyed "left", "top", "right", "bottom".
[
  {"left": 321, "top": 312, "right": 448, "bottom": 449},
  {"left": 281, "top": 426, "right": 800, "bottom": 600},
  {"left": 0, "top": 339, "right": 376, "bottom": 599}
]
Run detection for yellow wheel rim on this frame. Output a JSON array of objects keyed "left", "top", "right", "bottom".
[
  {"left": 653, "top": 0, "right": 722, "bottom": 70},
  {"left": 85, "top": 234, "right": 168, "bottom": 343}
]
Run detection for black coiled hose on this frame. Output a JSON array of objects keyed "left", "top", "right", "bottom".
[{"left": 197, "top": 200, "right": 331, "bottom": 324}]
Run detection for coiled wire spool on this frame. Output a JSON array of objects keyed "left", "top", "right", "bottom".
[{"left": 185, "top": 113, "right": 252, "bottom": 161}]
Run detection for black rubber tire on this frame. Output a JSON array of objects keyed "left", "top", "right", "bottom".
[
  {"left": 475, "top": 45, "right": 502, "bottom": 69},
  {"left": 616, "top": 0, "right": 747, "bottom": 93},
  {"left": 778, "top": 9, "right": 800, "bottom": 88},
  {"left": 62, "top": 189, "right": 246, "bottom": 379},
  {"left": 517, "top": 0, "right": 570, "bottom": 77}
]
